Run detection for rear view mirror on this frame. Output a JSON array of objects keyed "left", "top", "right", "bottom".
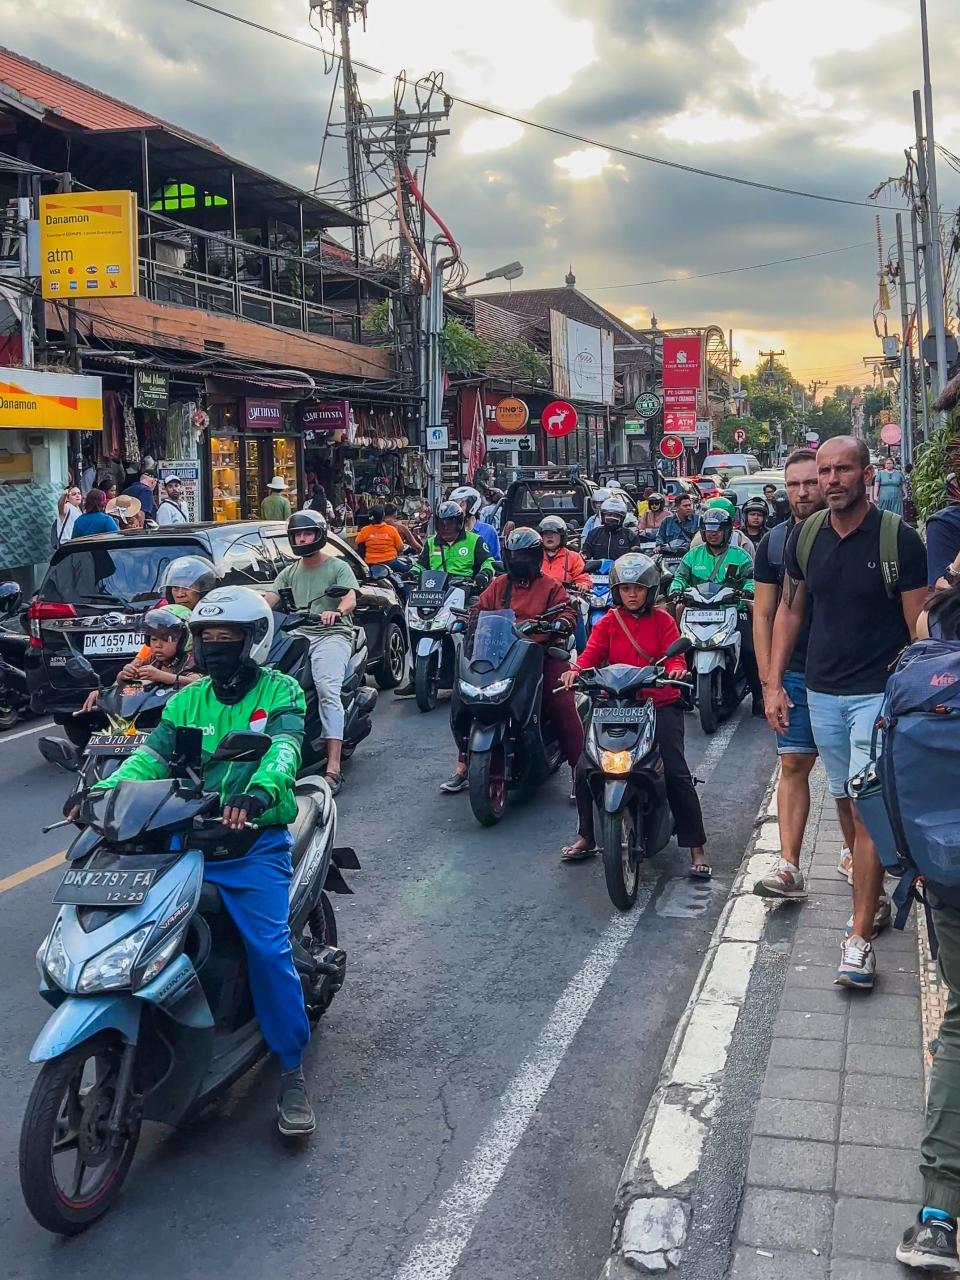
[
  {"left": 173, "top": 725, "right": 204, "bottom": 772},
  {"left": 210, "top": 731, "right": 270, "bottom": 764},
  {"left": 0, "top": 581, "right": 21, "bottom": 618},
  {"left": 368, "top": 564, "right": 389, "bottom": 580},
  {"left": 65, "top": 654, "right": 98, "bottom": 685},
  {"left": 325, "top": 585, "right": 351, "bottom": 599},
  {"left": 665, "top": 637, "right": 692, "bottom": 659}
]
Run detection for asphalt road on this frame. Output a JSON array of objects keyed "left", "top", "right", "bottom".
[{"left": 0, "top": 692, "right": 776, "bottom": 1280}]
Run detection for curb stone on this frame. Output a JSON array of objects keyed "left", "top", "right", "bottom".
[{"left": 599, "top": 762, "right": 782, "bottom": 1276}]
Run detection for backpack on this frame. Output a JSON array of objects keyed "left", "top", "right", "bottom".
[
  {"left": 870, "top": 639, "right": 960, "bottom": 942},
  {"left": 764, "top": 521, "right": 790, "bottom": 584},
  {"left": 795, "top": 508, "right": 902, "bottom": 598}
]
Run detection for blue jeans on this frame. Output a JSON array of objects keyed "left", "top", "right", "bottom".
[
  {"left": 807, "top": 690, "right": 885, "bottom": 798},
  {"left": 203, "top": 828, "right": 310, "bottom": 1071},
  {"left": 777, "top": 670, "right": 817, "bottom": 756}
]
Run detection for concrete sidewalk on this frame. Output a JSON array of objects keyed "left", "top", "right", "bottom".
[{"left": 729, "top": 779, "right": 930, "bottom": 1279}]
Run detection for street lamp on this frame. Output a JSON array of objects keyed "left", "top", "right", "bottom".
[{"left": 455, "top": 261, "right": 524, "bottom": 293}]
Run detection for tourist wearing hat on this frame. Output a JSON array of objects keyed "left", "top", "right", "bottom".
[
  {"left": 261, "top": 476, "right": 292, "bottom": 520},
  {"left": 107, "top": 493, "right": 145, "bottom": 530},
  {"left": 157, "top": 475, "right": 189, "bottom": 526}
]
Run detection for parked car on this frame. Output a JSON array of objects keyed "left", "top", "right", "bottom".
[{"left": 26, "top": 520, "right": 408, "bottom": 744}]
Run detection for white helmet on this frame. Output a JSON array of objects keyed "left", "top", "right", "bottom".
[
  {"left": 189, "top": 586, "right": 274, "bottom": 677},
  {"left": 449, "top": 485, "right": 482, "bottom": 516},
  {"left": 600, "top": 495, "right": 629, "bottom": 527},
  {"left": 591, "top": 486, "right": 611, "bottom": 511}
]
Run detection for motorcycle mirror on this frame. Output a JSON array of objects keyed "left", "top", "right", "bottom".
[
  {"left": 65, "top": 653, "right": 98, "bottom": 685},
  {"left": 172, "top": 725, "right": 204, "bottom": 772},
  {"left": 664, "top": 637, "right": 693, "bottom": 659},
  {"left": 38, "top": 736, "right": 81, "bottom": 772},
  {"left": 368, "top": 564, "right": 389, "bottom": 580},
  {"left": 209, "top": 731, "right": 271, "bottom": 764},
  {"left": 724, "top": 565, "right": 739, "bottom": 582},
  {"left": 325, "top": 585, "right": 351, "bottom": 599},
  {"left": 0, "top": 580, "right": 21, "bottom": 617}
]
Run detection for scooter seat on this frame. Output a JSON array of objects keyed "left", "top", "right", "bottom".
[
  {"left": 291, "top": 792, "right": 321, "bottom": 868},
  {"left": 198, "top": 883, "right": 225, "bottom": 914}
]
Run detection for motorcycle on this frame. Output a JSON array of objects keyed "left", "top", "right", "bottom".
[
  {"left": 271, "top": 587, "right": 378, "bottom": 770},
  {"left": 404, "top": 569, "right": 471, "bottom": 712},
  {"left": 0, "top": 580, "right": 31, "bottom": 730},
  {"left": 573, "top": 639, "right": 692, "bottom": 910},
  {"left": 582, "top": 558, "right": 614, "bottom": 632},
  {"left": 20, "top": 726, "right": 359, "bottom": 1234},
  {"left": 452, "top": 605, "right": 572, "bottom": 827},
  {"left": 658, "top": 539, "right": 691, "bottom": 602},
  {"left": 678, "top": 573, "right": 749, "bottom": 734}
]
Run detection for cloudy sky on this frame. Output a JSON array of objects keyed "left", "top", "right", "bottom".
[{"left": 5, "top": 0, "right": 959, "bottom": 385}]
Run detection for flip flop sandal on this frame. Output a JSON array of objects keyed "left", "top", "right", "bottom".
[
  {"left": 689, "top": 863, "right": 712, "bottom": 880},
  {"left": 324, "top": 772, "right": 344, "bottom": 797},
  {"left": 561, "top": 843, "right": 598, "bottom": 864}
]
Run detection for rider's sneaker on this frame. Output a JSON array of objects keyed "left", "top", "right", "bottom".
[
  {"left": 837, "top": 846, "right": 854, "bottom": 884},
  {"left": 440, "top": 771, "right": 468, "bottom": 794},
  {"left": 277, "top": 1068, "right": 316, "bottom": 1137},
  {"left": 897, "top": 1212, "right": 960, "bottom": 1272},
  {"left": 754, "top": 859, "right": 807, "bottom": 900},
  {"left": 835, "top": 933, "right": 876, "bottom": 990},
  {"left": 845, "top": 894, "right": 892, "bottom": 939}
]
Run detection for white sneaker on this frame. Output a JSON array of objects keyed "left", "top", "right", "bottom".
[
  {"left": 835, "top": 934, "right": 876, "bottom": 990},
  {"left": 837, "top": 847, "right": 854, "bottom": 885},
  {"left": 754, "top": 859, "right": 807, "bottom": 900},
  {"left": 845, "top": 895, "right": 892, "bottom": 939}
]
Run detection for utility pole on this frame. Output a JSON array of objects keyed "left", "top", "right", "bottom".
[
  {"left": 807, "top": 380, "right": 828, "bottom": 405},
  {"left": 758, "top": 349, "right": 785, "bottom": 385},
  {"left": 895, "top": 212, "right": 914, "bottom": 465},
  {"left": 15, "top": 196, "right": 34, "bottom": 368},
  {"left": 913, "top": 88, "right": 948, "bottom": 410},
  {"left": 919, "top": 0, "right": 949, "bottom": 408},
  {"left": 910, "top": 202, "right": 931, "bottom": 441}
]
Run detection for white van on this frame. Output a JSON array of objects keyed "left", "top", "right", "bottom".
[{"left": 700, "top": 453, "right": 762, "bottom": 479}]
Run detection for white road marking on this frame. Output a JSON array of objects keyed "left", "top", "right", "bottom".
[
  {"left": 392, "top": 707, "right": 746, "bottom": 1280},
  {"left": 0, "top": 720, "right": 52, "bottom": 744}
]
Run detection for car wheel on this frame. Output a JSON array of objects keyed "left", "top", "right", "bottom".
[{"left": 373, "top": 619, "right": 406, "bottom": 690}]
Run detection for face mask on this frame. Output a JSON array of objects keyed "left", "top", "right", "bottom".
[{"left": 198, "top": 639, "right": 245, "bottom": 685}]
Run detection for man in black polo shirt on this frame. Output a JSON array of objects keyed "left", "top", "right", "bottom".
[{"left": 766, "top": 437, "right": 927, "bottom": 990}]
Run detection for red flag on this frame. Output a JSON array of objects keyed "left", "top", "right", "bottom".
[{"left": 466, "top": 388, "right": 486, "bottom": 483}]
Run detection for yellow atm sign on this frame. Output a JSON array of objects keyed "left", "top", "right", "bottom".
[
  {"left": 38, "top": 190, "right": 138, "bottom": 300},
  {"left": 0, "top": 368, "right": 103, "bottom": 431}
]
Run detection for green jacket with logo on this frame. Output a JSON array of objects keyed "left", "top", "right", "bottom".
[
  {"left": 91, "top": 667, "right": 305, "bottom": 828},
  {"left": 417, "top": 530, "right": 495, "bottom": 582},
  {"left": 670, "top": 543, "right": 755, "bottom": 613}
]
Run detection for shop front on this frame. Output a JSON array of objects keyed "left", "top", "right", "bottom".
[
  {"left": 207, "top": 397, "right": 301, "bottom": 522},
  {"left": 470, "top": 388, "right": 610, "bottom": 486}
]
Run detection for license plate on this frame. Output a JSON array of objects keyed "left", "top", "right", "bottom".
[
  {"left": 83, "top": 630, "right": 142, "bottom": 656},
  {"left": 593, "top": 705, "right": 644, "bottom": 723},
  {"left": 86, "top": 731, "right": 149, "bottom": 755},
  {"left": 685, "top": 609, "right": 726, "bottom": 624},
  {"left": 592, "top": 576, "right": 609, "bottom": 586},
  {"left": 53, "top": 866, "right": 156, "bottom": 906},
  {"left": 411, "top": 591, "right": 446, "bottom": 609}
]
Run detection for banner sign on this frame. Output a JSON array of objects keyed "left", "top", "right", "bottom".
[
  {"left": 39, "top": 190, "right": 138, "bottom": 299},
  {"left": 0, "top": 367, "right": 102, "bottom": 431},
  {"left": 299, "top": 399, "right": 350, "bottom": 431},
  {"left": 487, "top": 433, "right": 536, "bottom": 453},
  {"left": 663, "top": 408, "right": 697, "bottom": 434},
  {"left": 243, "top": 398, "right": 283, "bottom": 429},
  {"left": 158, "top": 460, "right": 200, "bottom": 522},
  {"left": 540, "top": 400, "right": 578, "bottom": 438},
  {"left": 494, "top": 397, "right": 529, "bottom": 430},
  {"left": 662, "top": 335, "right": 703, "bottom": 389},
  {"left": 134, "top": 369, "right": 169, "bottom": 411}
]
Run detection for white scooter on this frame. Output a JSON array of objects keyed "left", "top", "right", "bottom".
[
  {"left": 405, "top": 569, "right": 471, "bottom": 712},
  {"left": 678, "top": 574, "right": 748, "bottom": 734}
]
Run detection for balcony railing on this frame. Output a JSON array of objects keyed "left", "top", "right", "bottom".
[{"left": 138, "top": 260, "right": 361, "bottom": 344}]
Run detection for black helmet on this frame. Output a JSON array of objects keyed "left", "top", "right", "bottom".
[
  {"left": 503, "top": 526, "right": 544, "bottom": 583},
  {"left": 700, "top": 507, "right": 732, "bottom": 547},
  {"left": 741, "top": 496, "right": 769, "bottom": 521},
  {"left": 287, "top": 509, "right": 328, "bottom": 558},
  {"left": 610, "top": 553, "right": 659, "bottom": 612},
  {"left": 538, "top": 514, "right": 567, "bottom": 538},
  {"left": 435, "top": 500, "right": 465, "bottom": 540},
  {"left": 648, "top": 493, "right": 666, "bottom": 510},
  {"left": 771, "top": 488, "right": 791, "bottom": 520}
]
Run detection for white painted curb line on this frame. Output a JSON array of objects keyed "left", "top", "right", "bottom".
[{"left": 599, "top": 762, "right": 782, "bottom": 1277}]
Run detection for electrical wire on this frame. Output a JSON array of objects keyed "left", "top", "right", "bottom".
[
  {"left": 587, "top": 242, "right": 873, "bottom": 291},
  {"left": 176, "top": 0, "right": 904, "bottom": 212}
]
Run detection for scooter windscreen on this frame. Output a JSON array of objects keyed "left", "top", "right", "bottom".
[{"left": 466, "top": 609, "right": 517, "bottom": 668}]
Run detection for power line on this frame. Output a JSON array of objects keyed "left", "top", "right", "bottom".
[
  {"left": 587, "top": 242, "right": 873, "bottom": 291},
  {"left": 176, "top": 0, "right": 898, "bottom": 212}
]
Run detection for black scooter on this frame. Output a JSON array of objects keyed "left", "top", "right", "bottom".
[
  {"left": 573, "top": 638, "right": 692, "bottom": 910},
  {"left": 0, "top": 580, "right": 30, "bottom": 731},
  {"left": 270, "top": 587, "right": 377, "bottom": 771},
  {"left": 451, "top": 604, "right": 572, "bottom": 827}
]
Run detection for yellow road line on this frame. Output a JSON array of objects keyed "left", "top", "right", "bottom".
[{"left": 0, "top": 851, "right": 66, "bottom": 895}]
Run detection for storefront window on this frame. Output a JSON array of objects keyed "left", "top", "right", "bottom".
[{"left": 211, "top": 435, "right": 241, "bottom": 522}]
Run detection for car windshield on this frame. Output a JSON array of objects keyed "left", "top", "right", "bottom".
[
  {"left": 514, "top": 485, "right": 582, "bottom": 514},
  {"left": 43, "top": 543, "right": 208, "bottom": 607}
]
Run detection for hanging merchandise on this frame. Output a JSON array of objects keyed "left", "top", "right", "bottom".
[
  {"left": 165, "top": 401, "right": 197, "bottom": 461},
  {"left": 122, "top": 397, "right": 140, "bottom": 466}
]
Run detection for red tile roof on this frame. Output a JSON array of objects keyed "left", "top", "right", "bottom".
[{"left": 0, "top": 45, "right": 213, "bottom": 146}]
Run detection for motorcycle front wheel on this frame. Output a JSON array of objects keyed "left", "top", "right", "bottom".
[
  {"left": 19, "top": 1034, "right": 141, "bottom": 1235},
  {"left": 598, "top": 806, "right": 640, "bottom": 911},
  {"left": 414, "top": 654, "right": 439, "bottom": 713},
  {"left": 468, "top": 746, "right": 508, "bottom": 826},
  {"left": 697, "top": 671, "right": 718, "bottom": 736}
]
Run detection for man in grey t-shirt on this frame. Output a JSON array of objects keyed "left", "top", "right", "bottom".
[{"left": 265, "top": 512, "right": 358, "bottom": 794}]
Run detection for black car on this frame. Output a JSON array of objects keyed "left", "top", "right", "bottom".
[
  {"left": 500, "top": 467, "right": 597, "bottom": 534},
  {"left": 26, "top": 520, "right": 408, "bottom": 744}
]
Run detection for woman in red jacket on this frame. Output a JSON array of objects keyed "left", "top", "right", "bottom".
[{"left": 559, "top": 553, "right": 709, "bottom": 875}]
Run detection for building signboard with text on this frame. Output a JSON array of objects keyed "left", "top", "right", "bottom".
[
  {"left": 39, "top": 190, "right": 138, "bottom": 299},
  {"left": 0, "top": 367, "right": 103, "bottom": 431}
]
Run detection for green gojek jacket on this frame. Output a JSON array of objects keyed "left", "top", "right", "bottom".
[
  {"left": 91, "top": 667, "right": 305, "bottom": 828},
  {"left": 670, "top": 543, "right": 755, "bottom": 613},
  {"left": 417, "top": 530, "right": 495, "bottom": 581}
]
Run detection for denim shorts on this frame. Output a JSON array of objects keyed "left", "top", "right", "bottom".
[
  {"left": 776, "top": 670, "right": 817, "bottom": 756},
  {"left": 807, "top": 689, "right": 885, "bottom": 798}
]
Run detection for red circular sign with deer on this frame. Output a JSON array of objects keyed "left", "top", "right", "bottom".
[{"left": 540, "top": 400, "right": 578, "bottom": 438}]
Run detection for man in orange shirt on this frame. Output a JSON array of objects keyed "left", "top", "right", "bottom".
[{"left": 355, "top": 505, "right": 404, "bottom": 568}]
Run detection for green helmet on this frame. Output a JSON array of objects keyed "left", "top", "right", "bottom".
[{"left": 706, "top": 496, "right": 737, "bottom": 520}]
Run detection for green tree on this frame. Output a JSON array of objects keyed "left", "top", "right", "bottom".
[
  {"left": 714, "top": 414, "right": 768, "bottom": 452},
  {"left": 748, "top": 387, "right": 799, "bottom": 444},
  {"left": 808, "top": 396, "right": 852, "bottom": 442}
]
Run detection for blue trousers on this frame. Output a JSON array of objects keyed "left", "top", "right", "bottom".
[{"left": 203, "top": 828, "right": 310, "bottom": 1071}]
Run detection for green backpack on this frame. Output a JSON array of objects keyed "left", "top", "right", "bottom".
[{"left": 794, "top": 508, "right": 902, "bottom": 599}]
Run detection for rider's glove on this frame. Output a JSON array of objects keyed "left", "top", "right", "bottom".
[{"left": 224, "top": 791, "right": 268, "bottom": 821}]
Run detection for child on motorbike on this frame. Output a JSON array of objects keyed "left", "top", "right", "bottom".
[
  {"left": 559, "top": 553, "right": 708, "bottom": 875},
  {"left": 440, "top": 527, "right": 584, "bottom": 794},
  {"left": 80, "top": 605, "right": 198, "bottom": 713}
]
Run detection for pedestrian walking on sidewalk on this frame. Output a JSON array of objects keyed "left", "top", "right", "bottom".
[
  {"left": 751, "top": 449, "right": 858, "bottom": 899},
  {"left": 765, "top": 437, "right": 927, "bottom": 990}
]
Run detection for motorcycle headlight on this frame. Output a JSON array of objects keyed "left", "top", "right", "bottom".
[
  {"left": 600, "top": 749, "right": 633, "bottom": 775},
  {"left": 78, "top": 925, "right": 152, "bottom": 994},
  {"left": 137, "top": 925, "right": 187, "bottom": 988},
  {"left": 434, "top": 606, "right": 453, "bottom": 627},
  {"left": 42, "top": 921, "right": 70, "bottom": 990},
  {"left": 707, "top": 624, "right": 736, "bottom": 647},
  {"left": 459, "top": 677, "right": 513, "bottom": 700}
]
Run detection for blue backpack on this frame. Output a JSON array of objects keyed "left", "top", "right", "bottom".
[{"left": 874, "top": 639, "right": 960, "bottom": 930}]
